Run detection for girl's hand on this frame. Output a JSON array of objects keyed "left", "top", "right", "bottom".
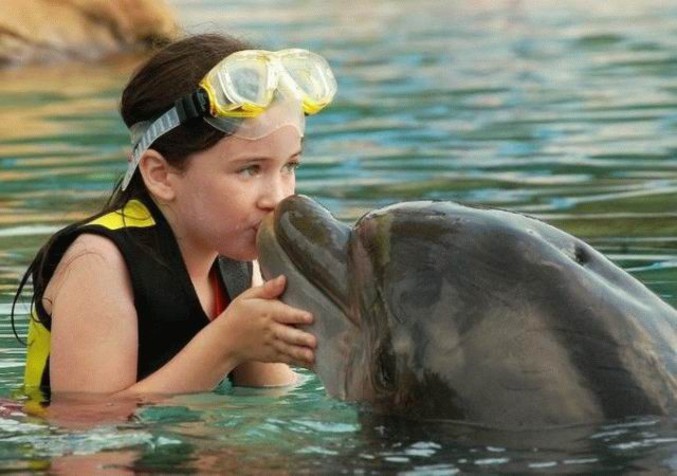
[{"left": 220, "top": 275, "right": 316, "bottom": 367}]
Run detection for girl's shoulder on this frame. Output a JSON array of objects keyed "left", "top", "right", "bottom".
[
  {"left": 60, "top": 233, "right": 127, "bottom": 270},
  {"left": 43, "top": 233, "right": 132, "bottom": 316}
]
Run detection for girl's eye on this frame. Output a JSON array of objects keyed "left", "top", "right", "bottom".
[
  {"left": 285, "top": 161, "right": 300, "bottom": 173},
  {"left": 238, "top": 164, "right": 261, "bottom": 177}
]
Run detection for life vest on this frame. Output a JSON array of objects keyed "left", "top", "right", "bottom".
[{"left": 23, "top": 197, "right": 252, "bottom": 391}]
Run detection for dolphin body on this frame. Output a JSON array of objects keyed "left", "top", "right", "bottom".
[{"left": 256, "top": 195, "right": 677, "bottom": 428}]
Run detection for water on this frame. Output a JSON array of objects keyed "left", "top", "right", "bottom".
[{"left": 1, "top": 0, "right": 676, "bottom": 473}]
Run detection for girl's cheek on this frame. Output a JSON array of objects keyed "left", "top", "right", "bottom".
[{"left": 285, "top": 173, "right": 297, "bottom": 191}]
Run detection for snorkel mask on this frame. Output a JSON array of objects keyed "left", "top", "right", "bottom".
[{"left": 123, "top": 48, "right": 337, "bottom": 190}]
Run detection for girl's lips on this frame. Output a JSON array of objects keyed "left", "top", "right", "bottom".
[{"left": 253, "top": 213, "right": 274, "bottom": 235}]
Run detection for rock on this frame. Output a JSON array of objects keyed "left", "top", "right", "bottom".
[{"left": 0, "top": 0, "right": 180, "bottom": 66}]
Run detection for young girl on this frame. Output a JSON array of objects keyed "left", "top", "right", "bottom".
[{"left": 13, "top": 33, "right": 337, "bottom": 397}]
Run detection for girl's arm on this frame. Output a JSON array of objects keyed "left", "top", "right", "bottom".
[{"left": 46, "top": 234, "right": 315, "bottom": 396}]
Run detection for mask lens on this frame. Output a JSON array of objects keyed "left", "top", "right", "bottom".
[
  {"left": 279, "top": 50, "right": 337, "bottom": 113},
  {"left": 229, "top": 67, "right": 265, "bottom": 102},
  {"left": 226, "top": 59, "right": 271, "bottom": 103},
  {"left": 208, "top": 53, "right": 274, "bottom": 115}
]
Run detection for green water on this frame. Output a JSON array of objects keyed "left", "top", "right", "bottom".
[{"left": 0, "top": 0, "right": 675, "bottom": 473}]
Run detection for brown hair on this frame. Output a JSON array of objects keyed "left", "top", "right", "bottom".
[
  {"left": 12, "top": 33, "right": 255, "bottom": 340},
  {"left": 119, "top": 32, "right": 255, "bottom": 200}
]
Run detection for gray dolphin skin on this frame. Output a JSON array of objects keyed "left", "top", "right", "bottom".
[{"left": 256, "top": 194, "right": 677, "bottom": 428}]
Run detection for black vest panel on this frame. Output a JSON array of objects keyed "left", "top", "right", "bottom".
[{"left": 29, "top": 197, "right": 251, "bottom": 388}]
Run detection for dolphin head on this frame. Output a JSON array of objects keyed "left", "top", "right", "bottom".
[
  {"left": 258, "top": 195, "right": 677, "bottom": 428},
  {"left": 256, "top": 195, "right": 365, "bottom": 398}
]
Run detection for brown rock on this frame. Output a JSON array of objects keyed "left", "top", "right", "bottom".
[{"left": 0, "top": 0, "right": 180, "bottom": 66}]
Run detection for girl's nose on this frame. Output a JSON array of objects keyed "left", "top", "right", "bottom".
[{"left": 257, "top": 176, "right": 291, "bottom": 211}]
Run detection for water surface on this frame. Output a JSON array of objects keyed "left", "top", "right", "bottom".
[{"left": 0, "top": 0, "right": 675, "bottom": 473}]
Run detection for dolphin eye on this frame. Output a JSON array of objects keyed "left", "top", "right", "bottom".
[{"left": 375, "top": 346, "right": 397, "bottom": 390}]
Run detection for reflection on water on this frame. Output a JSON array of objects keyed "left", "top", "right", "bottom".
[
  {"left": 0, "top": 0, "right": 675, "bottom": 473},
  {"left": 1, "top": 376, "right": 675, "bottom": 474}
]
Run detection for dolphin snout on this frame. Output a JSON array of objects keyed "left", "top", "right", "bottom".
[{"left": 257, "top": 194, "right": 352, "bottom": 315}]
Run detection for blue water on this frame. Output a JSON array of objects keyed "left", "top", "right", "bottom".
[{"left": 0, "top": 0, "right": 676, "bottom": 473}]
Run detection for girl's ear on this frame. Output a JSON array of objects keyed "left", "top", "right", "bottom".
[{"left": 138, "top": 150, "right": 177, "bottom": 201}]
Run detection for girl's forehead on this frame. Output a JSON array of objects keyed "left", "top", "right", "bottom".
[
  {"left": 207, "top": 96, "right": 306, "bottom": 141},
  {"left": 215, "top": 125, "right": 303, "bottom": 159}
]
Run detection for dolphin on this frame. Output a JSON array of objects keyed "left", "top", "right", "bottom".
[{"left": 256, "top": 194, "right": 677, "bottom": 429}]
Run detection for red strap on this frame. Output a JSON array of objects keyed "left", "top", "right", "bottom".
[{"left": 210, "top": 268, "right": 229, "bottom": 319}]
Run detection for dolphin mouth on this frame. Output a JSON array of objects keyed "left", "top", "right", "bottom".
[{"left": 257, "top": 195, "right": 352, "bottom": 316}]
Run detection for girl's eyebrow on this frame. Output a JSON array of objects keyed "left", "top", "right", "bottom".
[
  {"left": 229, "top": 157, "right": 267, "bottom": 165},
  {"left": 228, "top": 148, "right": 303, "bottom": 165}
]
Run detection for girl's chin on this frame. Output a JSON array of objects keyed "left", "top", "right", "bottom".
[{"left": 218, "top": 243, "right": 257, "bottom": 262}]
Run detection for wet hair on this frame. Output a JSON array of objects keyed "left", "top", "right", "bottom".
[{"left": 11, "top": 33, "right": 255, "bottom": 342}]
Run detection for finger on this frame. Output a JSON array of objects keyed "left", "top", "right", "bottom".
[
  {"left": 252, "top": 298, "right": 313, "bottom": 326},
  {"left": 272, "top": 306, "right": 314, "bottom": 327},
  {"left": 273, "top": 322, "right": 317, "bottom": 348},
  {"left": 238, "top": 275, "right": 286, "bottom": 301},
  {"left": 239, "top": 297, "right": 312, "bottom": 326},
  {"left": 272, "top": 340, "right": 315, "bottom": 366},
  {"left": 257, "top": 275, "right": 287, "bottom": 299}
]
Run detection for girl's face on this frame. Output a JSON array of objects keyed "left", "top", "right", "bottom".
[{"left": 168, "top": 125, "right": 302, "bottom": 261}]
